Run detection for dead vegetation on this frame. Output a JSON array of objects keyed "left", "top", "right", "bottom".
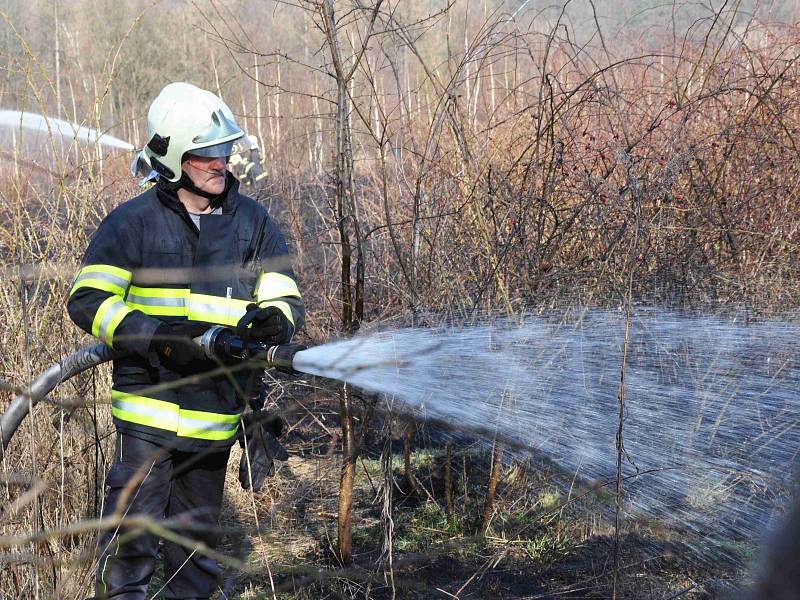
[{"left": 1, "top": 0, "right": 799, "bottom": 597}]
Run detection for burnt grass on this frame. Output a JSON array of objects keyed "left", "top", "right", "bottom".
[{"left": 216, "top": 382, "right": 746, "bottom": 599}]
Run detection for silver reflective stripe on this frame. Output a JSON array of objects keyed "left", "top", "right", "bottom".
[
  {"left": 126, "top": 294, "right": 187, "bottom": 308},
  {"left": 97, "top": 299, "right": 129, "bottom": 343},
  {"left": 189, "top": 298, "right": 224, "bottom": 315},
  {"left": 74, "top": 271, "right": 130, "bottom": 291},
  {"left": 188, "top": 297, "right": 247, "bottom": 319},
  {"left": 178, "top": 416, "right": 239, "bottom": 433},
  {"left": 112, "top": 399, "right": 179, "bottom": 429}
]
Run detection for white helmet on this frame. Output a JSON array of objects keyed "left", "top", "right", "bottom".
[
  {"left": 246, "top": 134, "right": 259, "bottom": 151},
  {"left": 143, "top": 82, "right": 243, "bottom": 182}
]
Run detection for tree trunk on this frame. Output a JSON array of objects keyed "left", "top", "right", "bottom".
[
  {"left": 319, "top": 0, "right": 383, "bottom": 565},
  {"left": 320, "top": 0, "right": 362, "bottom": 565},
  {"left": 403, "top": 417, "right": 419, "bottom": 494},
  {"left": 478, "top": 442, "right": 504, "bottom": 535},
  {"left": 444, "top": 442, "right": 454, "bottom": 524},
  {"left": 337, "top": 383, "right": 355, "bottom": 563}
]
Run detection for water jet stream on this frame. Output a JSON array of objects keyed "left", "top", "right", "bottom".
[
  {"left": 294, "top": 309, "right": 800, "bottom": 568},
  {"left": 0, "top": 110, "right": 133, "bottom": 151}
]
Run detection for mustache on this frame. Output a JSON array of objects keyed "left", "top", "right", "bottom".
[{"left": 190, "top": 164, "right": 228, "bottom": 177}]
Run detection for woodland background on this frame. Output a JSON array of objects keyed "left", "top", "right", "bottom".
[{"left": 1, "top": 0, "right": 799, "bottom": 598}]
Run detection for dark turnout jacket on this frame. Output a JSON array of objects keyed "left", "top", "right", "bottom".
[{"left": 67, "top": 174, "right": 304, "bottom": 451}]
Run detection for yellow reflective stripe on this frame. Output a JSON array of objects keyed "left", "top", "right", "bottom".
[
  {"left": 187, "top": 293, "right": 250, "bottom": 327},
  {"left": 70, "top": 264, "right": 132, "bottom": 297},
  {"left": 126, "top": 289, "right": 252, "bottom": 324},
  {"left": 185, "top": 310, "right": 239, "bottom": 327},
  {"left": 122, "top": 283, "right": 299, "bottom": 326},
  {"left": 178, "top": 408, "right": 240, "bottom": 439},
  {"left": 127, "top": 303, "right": 187, "bottom": 317},
  {"left": 71, "top": 278, "right": 127, "bottom": 296},
  {"left": 126, "top": 286, "right": 189, "bottom": 316},
  {"left": 127, "top": 286, "right": 190, "bottom": 299},
  {"left": 78, "top": 264, "right": 132, "bottom": 280},
  {"left": 255, "top": 272, "right": 301, "bottom": 301},
  {"left": 255, "top": 171, "right": 268, "bottom": 181},
  {"left": 175, "top": 426, "right": 239, "bottom": 441},
  {"left": 179, "top": 408, "right": 240, "bottom": 424},
  {"left": 111, "top": 391, "right": 241, "bottom": 441},
  {"left": 92, "top": 297, "right": 132, "bottom": 346},
  {"left": 256, "top": 300, "right": 294, "bottom": 326},
  {"left": 112, "top": 392, "right": 179, "bottom": 431},
  {"left": 111, "top": 406, "right": 177, "bottom": 431},
  {"left": 112, "top": 391, "right": 180, "bottom": 411}
]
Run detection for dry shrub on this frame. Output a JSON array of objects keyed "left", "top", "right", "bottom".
[{"left": 1, "top": 1, "right": 799, "bottom": 597}]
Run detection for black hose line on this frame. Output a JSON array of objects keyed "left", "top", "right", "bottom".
[
  {"left": 0, "top": 343, "right": 114, "bottom": 459},
  {"left": 0, "top": 330, "right": 307, "bottom": 459}
]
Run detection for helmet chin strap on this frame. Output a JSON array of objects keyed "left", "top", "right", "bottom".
[
  {"left": 160, "top": 167, "right": 230, "bottom": 207},
  {"left": 179, "top": 171, "right": 225, "bottom": 202}
]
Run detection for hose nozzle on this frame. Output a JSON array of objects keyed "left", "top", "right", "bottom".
[
  {"left": 198, "top": 326, "right": 307, "bottom": 374},
  {"left": 263, "top": 343, "right": 307, "bottom": 375}
]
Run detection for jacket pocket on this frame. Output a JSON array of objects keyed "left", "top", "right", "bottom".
[
  {"left": 105, "top": 433, "right": 166, "bottom": 489},
  {"left": 112, "top": 364, "right": 154, "bottom": 388}
]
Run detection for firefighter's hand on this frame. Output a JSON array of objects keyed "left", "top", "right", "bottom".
[
  {"left": 238, "top": 410, "right": 288, "bottom": 491},
  {"left": 236, "top": 303, "right": 292, "bottom": 345},
  {"left": 149, "top": 321, "right": 210, "bottom": 373}
]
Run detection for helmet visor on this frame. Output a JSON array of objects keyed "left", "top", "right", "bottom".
[{"left": 187, "top": 140, "right": 237, "bottom": 159}]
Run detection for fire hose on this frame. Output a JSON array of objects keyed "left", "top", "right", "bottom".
[{"left": 0, "top": 326, "right": 307, "bottom": 458}]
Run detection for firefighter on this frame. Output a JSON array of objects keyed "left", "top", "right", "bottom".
[
  {"left": 67, "top": 82, "right": 304, "bottom": 599},
  {"left": 229, "top": 134, "right": 267, "bottom": 188}
]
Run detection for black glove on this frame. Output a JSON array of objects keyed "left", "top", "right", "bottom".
[
  {"left": 238, "top": 410, "right": 289, "bottom": 491},
  {"left": 149, "top": 321, "right": 210, "bottom": 373},
  {"left": 236, "top": 303, "right": 292, "bottom": 344}
]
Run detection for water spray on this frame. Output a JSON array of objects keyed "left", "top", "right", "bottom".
[
  {"left": 0, "top": 110, "right": 134, "bottom": 151},
  {"left": 292, "top": 310, "right": 800, "bottom": 570}
]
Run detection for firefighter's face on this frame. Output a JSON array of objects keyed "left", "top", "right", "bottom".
[{"left": 182, "top": 155, "right": 228, "bottom": 194}]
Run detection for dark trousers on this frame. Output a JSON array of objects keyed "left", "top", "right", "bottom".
[{"left": 95, "top": 432, "right": 230, "bottom": 600}]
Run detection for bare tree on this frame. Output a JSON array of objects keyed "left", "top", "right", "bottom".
[{"left": 313, "top": 0, "right": 385, "bottom": 563}]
